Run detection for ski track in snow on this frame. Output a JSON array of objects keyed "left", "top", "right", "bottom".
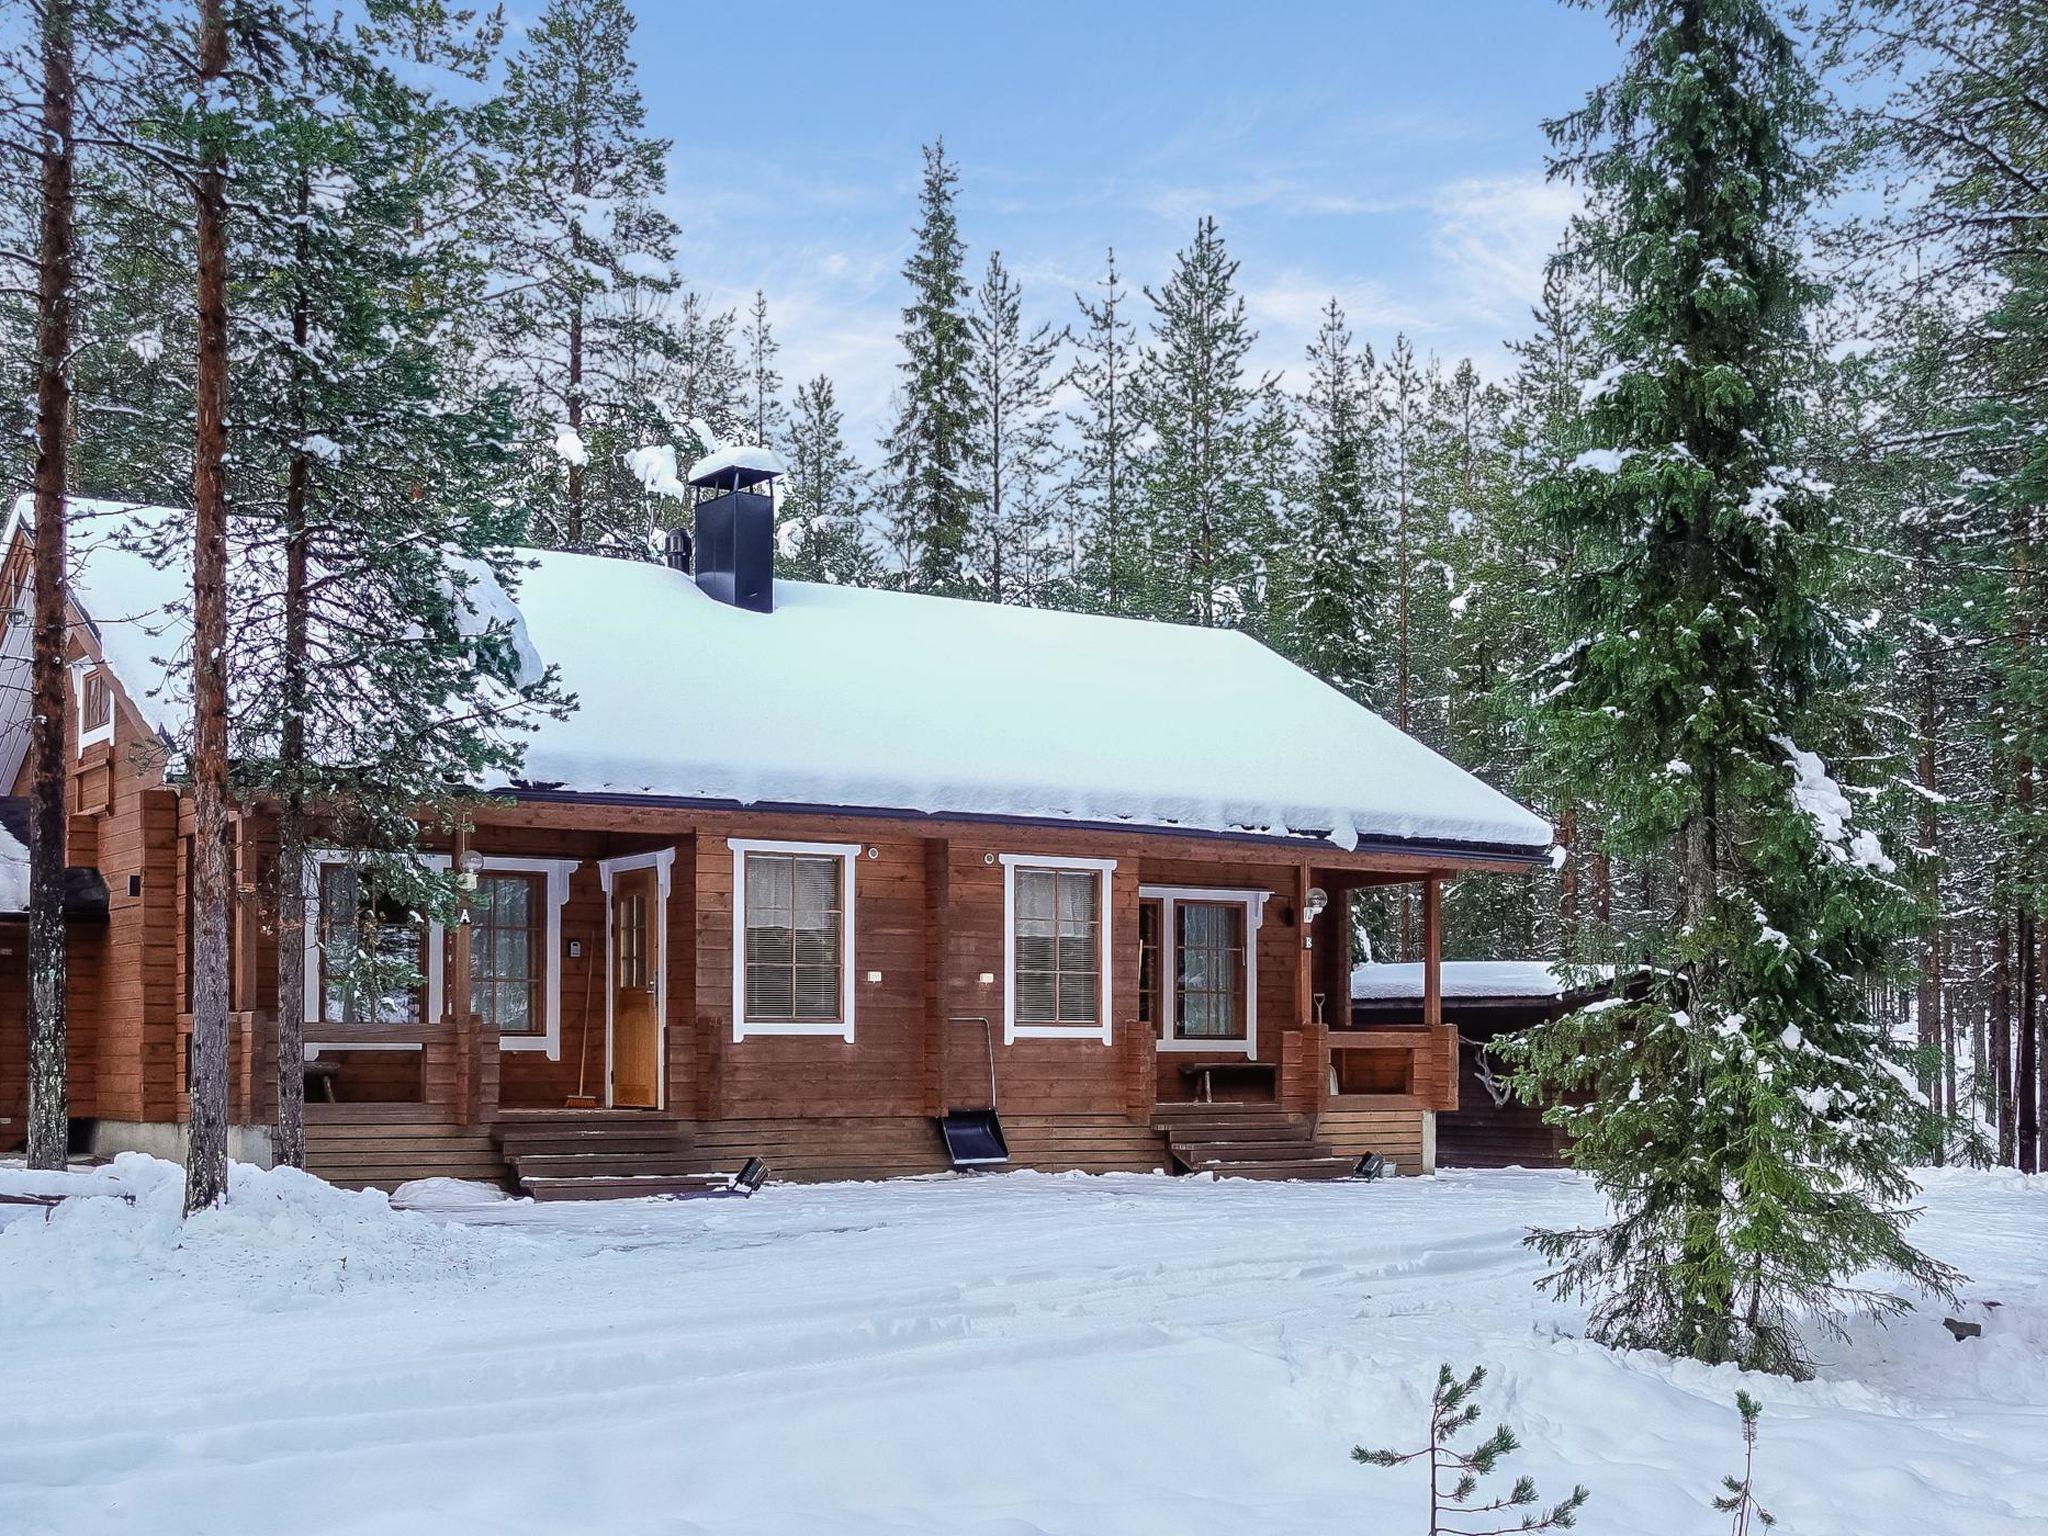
[{"left": 0, "top": 1164, "right": 2041, "bottom": 1535}]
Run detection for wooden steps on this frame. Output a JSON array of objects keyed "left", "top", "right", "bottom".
[
  {"left": 495, "top": 1110, "right": 706, "bottom": 1200},
  {"left": 1153, "top": 1103, "right": 1357, "bottom": 1182},
  {"left": 303, "top": 1117, "right": 510, "bottom": 1193}
]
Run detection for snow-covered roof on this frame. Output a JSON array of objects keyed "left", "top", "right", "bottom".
[
  {"left": 0, "top": 498, "right": 193, "bottom": 763},
  {"left": 1351, "top": 960, "right": 1613, "bottom": 1002},
  {"left": 506, "top": 550, "right": 1548, "bottom": 850},
  {"left": 1, "top": 498, "right": 1552, "bottom": 854}
]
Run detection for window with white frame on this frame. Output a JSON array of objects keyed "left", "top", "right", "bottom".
[
  {"left": 1144, "top": 886, "right": 1268, "bottom": 1055},
  {"left": 730, "top": 839, "right": 859, "bottom": 1041},
  {"left": 467, "top": 856, "right": 576, "bottom": 1057},
  {"left": 74, "top": 663, "right": 113, "bottom": 754},
  {"left": 1002, "top": 854, "right": 1115, "bottom": 1043},
  {"left": 302, "top": 850, "right": 575, "bottom": 1060}
]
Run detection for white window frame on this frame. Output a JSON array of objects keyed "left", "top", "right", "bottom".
[
  {"left": 730, "top": 838, "right": 859, "bottom": 1042},
  {"left": 72, "top": 660, "right": 114, "bottom": 756},
  {"left": 303, "top": 850, "right": 450, "bottom": 1051},
  {"left": 1001, "top": 853, "right": 1116, "bottom": 1045},
  {"left": 1142, "top": 885, "right": 1270, "bottom": 1057},
  {"left": 601, "top": 847, "right": 676, "bottom": 1107},
  {"left": 472, "top": 855, "right": 578, "bottom": 1060}
]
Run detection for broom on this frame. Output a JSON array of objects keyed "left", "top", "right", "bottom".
[{"left": 566, "top": 929, "right": 600, "bottom": 1109}]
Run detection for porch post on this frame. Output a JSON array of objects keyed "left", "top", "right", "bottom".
[
  {"left": 1421, "top": 873, "right": 1443, "bottom": 1030},
  {"left": 449, "top": 822, "right": 480, "bottom": 1124}
]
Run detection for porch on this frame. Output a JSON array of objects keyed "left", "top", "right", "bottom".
[{"left": 223, "top": 805, "right": 1470, "bottom": 1192}]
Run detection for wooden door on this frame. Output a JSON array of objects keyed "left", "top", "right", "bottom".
[{"left": 610, "top": 866, "right": 661, "bottom": 1108}]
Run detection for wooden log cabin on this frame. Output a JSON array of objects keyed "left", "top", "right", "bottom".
[{"left": 0, "top": 481, "right": 1552, "bottom": 1194}]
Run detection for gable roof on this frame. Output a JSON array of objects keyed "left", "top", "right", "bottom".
[{"left": 1, "top": 498, "right": 1552, "bottom": 856}]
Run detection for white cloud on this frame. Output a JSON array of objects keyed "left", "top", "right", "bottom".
[{"left": 1425, "top": 173, "right": 1580, "bottom": 331}]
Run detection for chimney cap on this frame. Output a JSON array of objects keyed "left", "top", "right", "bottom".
[{"left": 687, "top": 443, "right": 787, "bottom": 493}]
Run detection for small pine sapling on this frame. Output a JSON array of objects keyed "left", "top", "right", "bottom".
[
  {"left": 1354, "top": 1363, "right": 1591, "bottom": 1535},
  {"left": 1713, "top": 1391, "right": 1777, "bottom": 1535}
]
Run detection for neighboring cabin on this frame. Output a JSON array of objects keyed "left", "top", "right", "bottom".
[
  {"left": 1351, "top": 960, "right": 1621, "bottom": 1169},
  {"left": 0, "top": 469, "right": 1551, "bottom": 1194}
]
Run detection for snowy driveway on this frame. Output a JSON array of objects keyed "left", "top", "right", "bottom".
[{"left": 0, "top": 1162, "right": 2042, "bottom": 1535}]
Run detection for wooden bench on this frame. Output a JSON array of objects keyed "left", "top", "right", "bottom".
[{"left": 1177, "top": 1059, "right": 1279, "bottom": 1104}]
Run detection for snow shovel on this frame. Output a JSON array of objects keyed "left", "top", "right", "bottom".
[{"left": 938, "top": 1016, "right": 1009, "bottom": 1168}]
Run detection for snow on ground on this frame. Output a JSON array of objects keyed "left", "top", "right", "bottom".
[{"left": 0, "top": 1159, "right": 2040, "bottom": 1536}]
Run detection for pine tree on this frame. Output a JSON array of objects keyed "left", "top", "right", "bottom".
[
  {"left": 1513, "top": 0, "right": 1958, "bottom": 1373},
  {"left": 16, "top": 0, "right": 80, "bottom": 1171},
  {"left": 780, "top": 374, "right": 875, "bottom": 584},
  {"left": 228, "top": 6, "right": 562, "bottom": 1166},
  {"left": 665, "top": 290, "right": 746, "bottom": 448},
  {"left": 1067, "top": 248, "right": 1144, "bottom": 613},
  {"left": 884, "top": 139, "right": 975, "bottom": 592},
  {"left": 1284, "top": 298, "right": 1391, "bottom": 707},
  {"left": 492, "top": 0, "right": 679, "bottom": 552},
  {"left": 184, "top": 0, "right": 237, "bottom": 1214},
  {"left": 964, "top": 250, "right": 1061, "bottom": 604},
  {"left": 1133, "top": 216, "right": 1284, "bottom": 628},
  {"left": 742, "top": 288, "right": 786, "bottom": 449}
]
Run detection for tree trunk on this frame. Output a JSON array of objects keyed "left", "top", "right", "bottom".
[
  {"left": 565, "top": 295, "right": 584, "bottom": 546},
  {"left": 273, "top": 170, "right": 313, "bottom": 1170},
  {"left": 1993, "top": 915, "right": 2015, "bottom": 1165},
  {"left": 184, "top": 0, "right": 233, "bottom": 1214},
  {"left": 2015, "top": 909, "right": 2031, "bottom": 1171},
  {"left": 1916, "top": 626, "right": 1942, "bottom": 1141},
  {"left": 24, "top": 0, "right": 76, "bottom": 1171}
]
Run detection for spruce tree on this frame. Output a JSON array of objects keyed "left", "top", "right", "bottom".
[
  {"left": 666, "top": 290, "right": 746, "bottom": 447},
  {"left": 1067, "top": 248, "right": 1144, "bottom": 614},
  {"left": 964, "top": 250, "right": 1061, "bottom": 604},
  {"left": 780, "top": 374, "right": 876, "bottom": 584},
  {"left": 1285, "top": 298, "right": 1391, "bottom": 707},
  {"left": 1133, "top": 216, "right": 1284, "bottom": 628},
  {"left": 492, "top": 0, "right": 679, "bottom": 552},
  {"left": 1514, "top": 0, "right": 1958, "bottom": 1373},
  {"left": 742, "top": 288, "right": 786, "bottom": 449},
  {"left": 884, "top": 139, "right": 975, "bottom": 591},
  {"left": 1382, "top": 333, "right": 1428, "bottom": 735}
]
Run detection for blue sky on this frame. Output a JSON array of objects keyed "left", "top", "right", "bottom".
[{"left": 619, "top": 1, "right": 1619, "bottom": 447}]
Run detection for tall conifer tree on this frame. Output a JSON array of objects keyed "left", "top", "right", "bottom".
[
  {"left": 965, "top": 250, "right": 1061, "bottom": 604},
  {"left": 1515, "top": 0, "right": 1956, "bottom": 1373},
  {"left": 1067, "top": 248, "right": 1143, "bottom": 614},
  {"left": 1133, "top": 216, "right": 1283, "bottom": 628},
  {"left": 493, "top": 0, "right": 678, "bottom": 552},
  {"left": 742, "top": 288, "right": 786, "bottom": 450},
  {"left": 884, "top": 140, "right": 975, "bottom": 591},
  {"left": 1285, "top": 298, "right": 1391, "bottom": 707},
  {"left": 781, "top": 374, "right": 875, "bottom": 584}
]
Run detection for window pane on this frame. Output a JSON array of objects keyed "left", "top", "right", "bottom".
[
  {"left": 793, "top": 965, "right": 839, "bottom": 1018},
  {"left": 748, "top": 963, "right": 794, "bottom": 1018},
  {"left": 792, "top": 856, "right": 840, "bottom": 920},
  {"left": 1016, "top": 870, "right": 1055, "bottom": 922},
  {"left": 747, "top": 922, "right": 794, "bottom": 967},
  {"left": 1057, "top": 970, "right": 1098, "bottom": 1023}
]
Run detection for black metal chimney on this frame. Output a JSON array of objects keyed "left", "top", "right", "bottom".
[{"left": 685, "top": 448, "right": 782, "bottom": 613}]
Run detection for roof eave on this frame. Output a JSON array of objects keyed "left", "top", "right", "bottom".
[{"left": 488, "top": 785, "right": 1553, "bottom": 869}]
